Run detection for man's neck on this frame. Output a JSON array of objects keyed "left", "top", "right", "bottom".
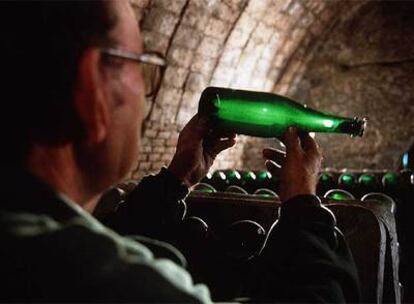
[{"left": 27, "top": 144, "right": 100, "bottom": 212}]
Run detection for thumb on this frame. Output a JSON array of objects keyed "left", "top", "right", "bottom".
[
  {"left": 205, "top": 135, "right": 236, "bottom": 158},
  {"left": 180, "top": 114, "right": 210, "bottom": 141}
]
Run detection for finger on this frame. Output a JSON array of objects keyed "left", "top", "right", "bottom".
[
  {"left": 209, "top": 129, "right": 236, "bottom": 139},
  {"left": 182, "top": 114, "right": 210, "bottom": 139},
  {"left": 300, "top": 132, "right": 321, "bottom": 157},
  {"left": 215, "top": 133, "right": 237, "bottom": 141},
  {"left": 206, "top": 137, "right": 236, "bottom": 157},
  {"left": 205, "top": 132, "right": 236, "bottom": 144},
  {"left": 265, "top": 159, "right": 281, "bottom": 175},
  {"left": 263, "top": 148, "right": 286, "bottom": 164},
  {"left": 281, "top": 127, "right": 301, "bottom": 153}
]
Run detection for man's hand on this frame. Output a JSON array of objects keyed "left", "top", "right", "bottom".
[
  {"left": 168, "top": 114, "right": 236, "bottom": 187},
  {"left": 263, "top": 127, "right": 322, "bottom": 202}
]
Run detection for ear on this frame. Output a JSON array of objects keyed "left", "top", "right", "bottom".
[{"left": 73, "top": 47, "right": 110, "bottom": 146}]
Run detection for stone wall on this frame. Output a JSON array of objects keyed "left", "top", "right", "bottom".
[
  {"left": 129, "top": 0, "right": 414, "bottom": 177},
  {"left": 294, "top": 1, "right": 414, "bottom": 170}
]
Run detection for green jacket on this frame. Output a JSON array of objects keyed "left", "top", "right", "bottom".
[{"left": 0, "top": 168, "right": 360, "bottom": 302}]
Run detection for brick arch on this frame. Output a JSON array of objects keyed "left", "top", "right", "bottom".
[
  {"left": 231, "top": 1, "right": 369, "bottom": 171},
  {"left": 208, "top": 0, "right": 356, "bottom": 171},
  {"left": 128, "top": 0, "right": 364, "bottom": 177}
]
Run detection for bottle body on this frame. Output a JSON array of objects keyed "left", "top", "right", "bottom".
[{"left": 198, "top": 87, "right": 366, "bottom": 137}]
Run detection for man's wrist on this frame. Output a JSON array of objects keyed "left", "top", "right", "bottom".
[
  {"left": 160, "top": 167, "right": 190, "bottom": 200},
  {"left": 279, "top": 194, "right": 336, "bottom": 227},
  {"left": 167, "top": 159, "right": 192, "bottom": 188}
]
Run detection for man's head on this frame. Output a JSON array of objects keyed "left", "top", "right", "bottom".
[{"left": 1, "top": 1, "right": 145, "bottom": 198}]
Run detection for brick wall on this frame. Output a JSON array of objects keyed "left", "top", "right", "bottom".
[{"left": 130, "top": 0, "right": 414, "bottom": 178}]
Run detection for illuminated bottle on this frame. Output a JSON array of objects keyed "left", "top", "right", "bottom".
[
  {"left": 256, "top": 170, "right": 273, "bottom": 189},
  {"left": 317, "top": 172, "right": 336, "bottom": 195},
  {"left": 211, "top": 170, "right": 228, "bottom": 191},
  {"left": 225, "top": 185, "right": 248, "bottom": 194},
  {"left": 193, "top": 183, "right": 216, "bottom": 193},
  {"left": 224, "top": 169, "right": 242, "bottom": 186},
  {"left": 201, "top": 172, "right": 213, "bottom": 184},
  {"left": 382, "top": 172, "right": 402, "bottom": 192},
  {"left": 361, "top": 193, "right": 396, "bottom": 213},
  {"left": 240, "top": 171, "right": 257, "bottom": 193},
  {"left": 338, "top": 173, "right": 357, "bottom": 191},
  {"left": 198, "top": 87, "right": 367, "bottom": 137},
  {"left": 358, "top": 173, "right": 380, "bottom": 195},
  {"left": 359, "top": 173, "right": 378, "bottom": 187},
  {"left": 254, "top": 188, "right": 278, "bottom": 198},
  {"left": 324, "top": 189, "right": 355, "bottom": 201}
]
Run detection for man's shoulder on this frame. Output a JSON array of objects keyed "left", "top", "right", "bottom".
[
  {"left": 0, "top": 209, "right": 189, "bottom": 273},
  {"left": 0, "top": 209, "right": 157, "bottom": 286},
  {"left": 0, "top": 209, "right": 210, "bottom": 302},
  {"left": 0, "top": 209, "right": 60, "bottom": 237},
  {"left": 0, "top": 209, "right": 148, "bottom": 253}
]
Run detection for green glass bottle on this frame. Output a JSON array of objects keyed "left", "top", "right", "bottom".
[
  {"left": 198, "top": 87, "right": 367, "bottom": 137},
  {"left": 338, "top": 173, "right": 357, "bottom": 191},
  {"left": 240, "top": 171, "right": 257, "bottom": 193},
  {"left": 382, "top": 172, "right": 402, "bottom": 189},
  {"left": 317, "top": 172, "right": 336, "bottom": 195},
  {"left": 193, "top": 182, "right": 216, "bottom": 193},
  {"left": 211, "top": 170, "right": 228, "bottom": 191},
  {"left": 319, "top": 172, "right": 334, "bottom": 185},
  {"left": 324, "top": 189, "right": 355, "bottom": 201},
  {"left": 358, "top": 173, "right": 380, "bottom": 196},
  {"left": 225, "top": 185, "right": 248, "bottom": 194},
  {"left": 225, "top": 169, "right": 242, "bottom": 186},
  {"left": 254, "top": 188, "right": 278, "bottom": 198},
  {"left": 358, "top": 173, "right": 378, "bottom": 188},
  {"left": 381, "top": 172, "right": 403, "bottom": 198},
  {"left": 256, "top": 170, "right": 273, "bottom": 189},
  {"left": 201, "top": 172, "right": 213, "bottom": 184}
]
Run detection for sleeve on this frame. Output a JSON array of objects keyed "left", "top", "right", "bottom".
[
  {"left": 103, "top": 167, "right": 189, "bottom": 243},
  {"left": 245, "top": 195, "right": 361, "bottom": 303}
]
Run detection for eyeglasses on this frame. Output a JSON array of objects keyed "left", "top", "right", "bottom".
[{"left": 100, "top": 47, "right": 167, "bottom": 98}]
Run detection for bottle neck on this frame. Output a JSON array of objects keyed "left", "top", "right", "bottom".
[{"left": 335, "top": 117, "right": 367, "bottom": 137}]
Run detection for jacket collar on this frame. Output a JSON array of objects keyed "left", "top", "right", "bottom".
[{"left": 1, "top": 167, "right": 84, "bottom": 222}]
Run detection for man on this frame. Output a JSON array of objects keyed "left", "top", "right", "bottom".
[{"left": 0, "top": 1, "right": 359, "bottom": 302}]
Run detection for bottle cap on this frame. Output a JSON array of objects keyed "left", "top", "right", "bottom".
[{"left": 353, "top": 117, "right": 367, "bottom": 137}]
